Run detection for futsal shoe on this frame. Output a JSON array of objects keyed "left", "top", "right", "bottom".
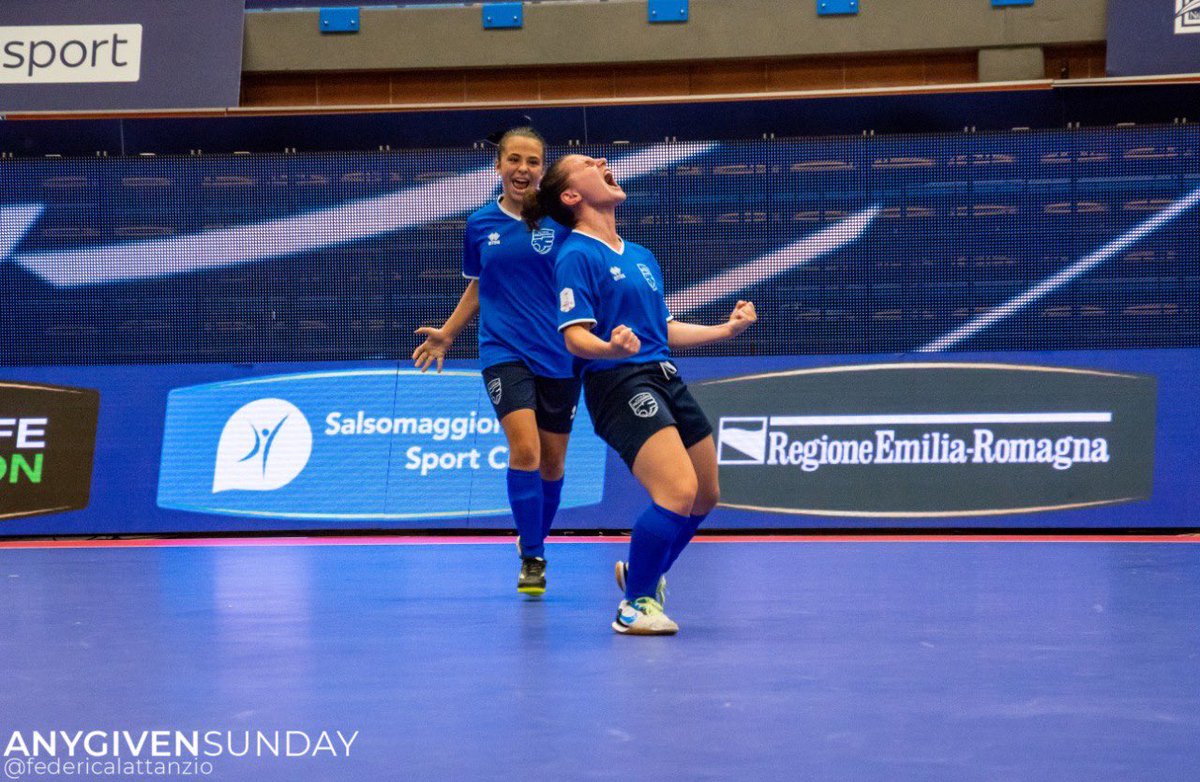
[
  {"left": 611, "top": 597, "right": 678, "bottom": 636},
  {"left": 614, "top": 561, "right": 667, "bottom": 606},
  {"left": 518, "top": 557, "right": 547, "bottom": 596}
]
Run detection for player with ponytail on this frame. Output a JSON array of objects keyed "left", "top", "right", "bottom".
[{"left": 525, "top": 154, "right": 757, "bottom": 635}]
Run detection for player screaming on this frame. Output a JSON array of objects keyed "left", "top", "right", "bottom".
[{"left": 523, "top": 154, "right": 757, "bottom": 635}]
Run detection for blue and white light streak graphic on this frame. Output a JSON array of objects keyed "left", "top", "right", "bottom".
[
  {"left": 919, "top": 184, "right": 1200, "bottom": 353},
  {"left": 665, "top": 206, "right": 880, "bottom": 315},
  {"left": 0, "top": 204, "right": 44, "bottom": 263},
  {"left": 4, "top": 143, "right": 717, "bottom": 289}
]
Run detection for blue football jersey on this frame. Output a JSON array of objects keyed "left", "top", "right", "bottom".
[
  {"left": 463, "top": 199, "right": 573, "bottom": 378},
  {"left": 554, "top": 231, "right": 673, "bottom": 374}
]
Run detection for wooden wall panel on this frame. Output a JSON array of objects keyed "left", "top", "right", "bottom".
[
  {"left": 241, "top": 73, "right": 318, "bottom": 107},
  {"left": 391, "top": 70, "right": 467, "bottom": 104},
  {"left": 540, "top": 66, "right": 616, "bottom": 101},
  {"left": 689, "top": 61, "right": 768, "bottom": 94},
  {"left": 238, "top": 46, "right": 1102, "bottom": 109},
  {"left": 613, "top": 64, "right": 692, "bottom": 98},
  {"left": 846, "top": 56, "right": 927, "bottom": 88},
  {"left": 924, "top": 52, "right": 978, "bottom": 84},
  {"left": 464, "top": 71, "right": 540, "bottom": 103},
  {"left": 767, "top": 58, "right": 846, "bottom": 92},
  {"left": 318, "top": 73, "right": 391, "bottom": 105}
]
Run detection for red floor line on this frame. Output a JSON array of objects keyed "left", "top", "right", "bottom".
[{"left": 0, "top": 533, "right": 1196, "bottom": 550}]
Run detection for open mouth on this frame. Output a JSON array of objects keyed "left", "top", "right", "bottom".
[
  {"left": 511, "top": 177, "right": 530, "bottom": 190},
  {"left": 603, "top": 170, "right": 618, "bottom": 187}
]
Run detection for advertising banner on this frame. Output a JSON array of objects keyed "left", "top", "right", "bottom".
[
  {"left": 1107, "top": 0, "right": 1200, "bottom": 76},
  {"left": 0, "top": 0, "right": 244, "bottom": 112},
  {"left": 157, "top": 369, "right": 607, "bottom": 522},
  {"left": 0, "top": 349, "right": 1195, "bottom": 536},
  {"left": 693, "top": 363, "right": 1156, "bottom": 518},
  {"left": 0, "top": 380, "right": 99, "bottom": 521}
]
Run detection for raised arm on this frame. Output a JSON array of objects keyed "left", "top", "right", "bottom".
[
  {"left": 412, "top": 280, "right": 481, "bottom": 373},
  {"left": 666, "top": 300, "right": 757, "bottom": 349}
]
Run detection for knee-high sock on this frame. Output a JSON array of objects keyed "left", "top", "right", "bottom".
[
  {"left": 507, "top": 468, "right": 544, "bottom": 559},
  {"left": 540, "top": 477, "right": 564, "bottom": 540},
  {"left": 625, "top": 503, "right": 688, "bottom": 601},
  {"left": 664, "top": 512, "right": 707, "bottom": 573}
]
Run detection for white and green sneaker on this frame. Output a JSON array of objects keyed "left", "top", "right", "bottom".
[
  {"left": 612, "top": 597, "right": 678, "bottom": 635},
  {"left": 614, "top": 561, "right": 667, "bottom": 606}
]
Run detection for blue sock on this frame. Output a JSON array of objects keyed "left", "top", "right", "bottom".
[
  {"left": 625, "top": 504, "right": 688, "bottom": 601},
  {"left": 540, "top": 477, "right": 564, "bottom": 541},
  {"left": 507, "top": 468, "right": 544, "bottom": 559},
  {"left": 664, "top": 512, "right": 707, "bottom": 573}
]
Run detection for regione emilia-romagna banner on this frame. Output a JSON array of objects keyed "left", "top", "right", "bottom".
[
  {"left": 692, "top": 363, "right": 1157, "bottom": 519},
  {"left": 0, "top": 0, "right": 243, "bottom": 111}
]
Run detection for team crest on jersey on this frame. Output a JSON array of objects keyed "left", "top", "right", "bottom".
[
  {"left": 628, "top": 392, "right": 659, "bottom": 418},
  {"left": 487, "top": 378, "right": 503, "bottom": 405},
  {"left": 636, "top": 263, "right": 658, "bottom": 291},
  {"left": 531, "top": 228, "right": 556, "bottom": 255},
  {"left": 560, "top": 287, "right": 576, "bottom": 313}
]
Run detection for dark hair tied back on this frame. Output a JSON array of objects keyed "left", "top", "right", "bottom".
[{"left": 521, "top": 157, "right": 576, "bottom": 231}]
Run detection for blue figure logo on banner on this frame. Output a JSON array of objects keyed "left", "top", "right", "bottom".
[
  {"left": 158, "top": 368, "right": 606, "bottom": 522},
  {"left": 212, "top": 399, "right": 312, "bottom": 493}
]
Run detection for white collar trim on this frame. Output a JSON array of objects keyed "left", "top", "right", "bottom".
[
  {"left": 573, "top": 229, "right": 624, "bottom": 255},
  {"left": 496, "top": 196, "right": 523, "bottom": 221}
]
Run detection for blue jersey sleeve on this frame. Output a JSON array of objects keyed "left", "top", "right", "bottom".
[
  {"left": 555, "top": 247, "right": 598, "bottom": 332},
  {"left": 462, "top": 222, "right": 481, "bottom": 280}
]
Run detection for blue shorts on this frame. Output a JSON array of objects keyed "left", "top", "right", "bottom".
[
  {"left": 481, "top": 361, "right": 582, "bottom": 434},
  {"left": 583, "top": 361, "right": 713, "bottom": 468}
]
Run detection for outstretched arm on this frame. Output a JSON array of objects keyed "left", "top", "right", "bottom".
[
  {"left": 667, "top": 300, "right": 757, "bottom": 349},
  {"left": 562, "top": 323, "right": 641, "bottom": 360},
  {"left": 412, "top": 280, "right": 480, "bottom": 373}
]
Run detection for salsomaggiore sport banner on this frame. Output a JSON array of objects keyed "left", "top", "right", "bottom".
[{"left": 0, "top": 349, "right": 1195, "bottom": 535}]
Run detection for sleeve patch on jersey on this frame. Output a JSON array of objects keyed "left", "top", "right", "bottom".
[{"left": 560, "top": 287, "right": 576, "bottom": 312}]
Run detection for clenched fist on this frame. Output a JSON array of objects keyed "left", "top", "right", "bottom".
[{"left": 609, "top": 324, "right": 641, "bottom": 356}]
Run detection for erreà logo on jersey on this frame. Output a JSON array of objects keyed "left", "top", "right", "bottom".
[
  {"left": 212, "top": 399, "right": 313, "bottom": 493},
  {"left": 531, "top": 228, "right": 555, "bottom": 255}
]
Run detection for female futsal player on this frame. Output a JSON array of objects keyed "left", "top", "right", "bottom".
[
  {"left": 523, "top": 154, "right": 757, "bottom": 635},
  {"left": 413, "top": 128, "right": 579, "bottom": 597}
]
